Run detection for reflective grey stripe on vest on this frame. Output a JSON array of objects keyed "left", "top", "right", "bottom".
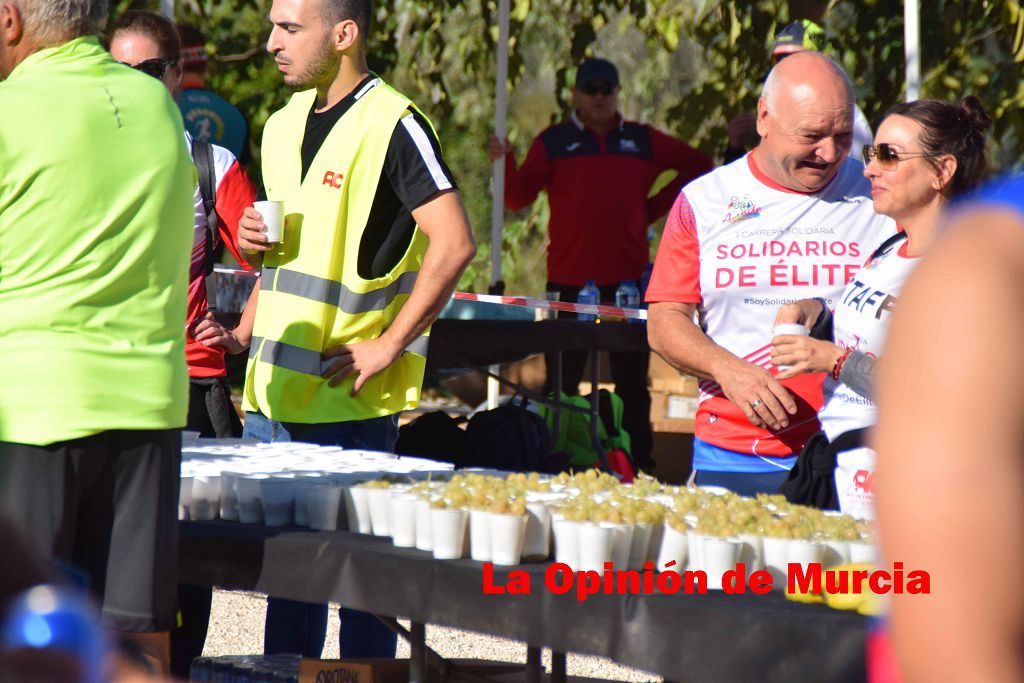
[
  {"left": 252, "top": 335, "right": 428, "bottom": 374},
  {"left": 258, "top": 338, "right": 323, "bottom": 376},
  {"left": 262, "top": 267, "right": 418, "bottom": 314},
  {"left": 405, "top": 334, "right": 430, "bottom": 357}
]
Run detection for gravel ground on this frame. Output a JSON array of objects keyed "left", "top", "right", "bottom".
[{"left": 203, "top": 590, "right": 661, "bottom": 682}]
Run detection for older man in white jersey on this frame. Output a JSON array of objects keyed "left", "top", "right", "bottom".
[{"left": 646, "top": 52, "right": 894, "bottom": 496}]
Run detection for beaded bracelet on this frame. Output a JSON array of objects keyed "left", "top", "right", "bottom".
[{"left": 832, "top": 348, "right": 853, "bottom": 381}]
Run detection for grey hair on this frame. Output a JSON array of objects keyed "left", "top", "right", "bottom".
[
  {"left": 12, "top": 0, "right": 108, "bottom": 46},
  {"left": 761, "top": 51, "right": 853, "bottom": 113}
]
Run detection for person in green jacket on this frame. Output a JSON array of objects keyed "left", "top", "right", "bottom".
[{"left": 0, "top": 0, "right": 194, "bottom": 674}]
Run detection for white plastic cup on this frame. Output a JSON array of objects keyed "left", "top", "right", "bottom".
[
  {"left": 849, "top": 541, "right": 878, "bottom": 564},
  {"left": 646, "top": 522, "right": 665, "bottom": 564},
  {"left": 254, "top": 200, "right": 284, "bottom": 243},
  {"left": 577, "top": 523, "right": 613, "bottom": 573},
  {"left": 235, "top": 475, "right": 268, "bottom": 524},
  {"left": 490, "top": 513, "right": 528, "bottom": 566},
  {"left": 772, "top": 323, "right": 810, "bottom": 371},
  {"left": 219, "top": 471, "right": 243, "bottom": 521},
  {"left": 179, "top": 476, "right": 193, "bottom": 521},
  {"left": 469, "top": 509, "right": 493, "bottom": 562},
  {"left": 604, "top": 523, "right": 634, "bottom": 570},
  {"left": 703, "top": 537, "right": 742, "bottom": 590},
  {"left": 390, "top": 493, "right": 419, "bottom": 548},
  {"left": 430, "top": 508, "right": 468, "bottom": 560},
  {"left": 415, "top": 499, "right": 434, "bottom": 551},
  {"left": 552, "top": 518, "right": 581, "bottom": 570},
  {"left": 366, "top": 488, "right": 393, "bottom": 537},
  {"left": 346, "top": 486, "right": 373, "bottom": 534},
  {"left": 306, "top": 484, "right": 343, "bottom": 531},
  {"left": 821, "top": 539, "right": 851, "bottom": 568},
  {"left": 292, "top": 477, "right": 323, "bottom": 527},
  {"left": 628, "top": 523, "right": 654, "bottom": 570},
  {"left": 737, "top": 533, "right": 765, "bottom": 577},
  {"left": 656, "top": 524, "right": 689, "bottom": 571},
  {"left": 259, "top": 478, "right": 295, "bottom": 527},
  {"left": 522, "top": 501, "right": 552, "bottom": 562},
  {"left": 761, "top": 536, "right": 790, "bottom": 590},
  {"left": 189, "top": 475, "right": 220, "bottom": 522},
  {"left": 685, "top": 530, "right": 705, "bottom": 573}
]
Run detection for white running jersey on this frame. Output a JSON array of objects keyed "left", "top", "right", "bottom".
[
  {"left": 647, "top": 151, "right": 895, "bottom": 457},
  {"left": 824, "top": 233, "right": 918, "bottom": 520}
]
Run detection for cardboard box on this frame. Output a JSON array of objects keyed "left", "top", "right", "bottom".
[{"left": 299, "top": 658, "right": 525, "bottom": 683}]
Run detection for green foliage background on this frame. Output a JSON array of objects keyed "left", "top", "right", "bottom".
[{"left": 110, "top": 0, "right": 1024, "bottom": 296}]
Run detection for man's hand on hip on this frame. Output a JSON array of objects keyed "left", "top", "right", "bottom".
[
  {"left": 322, "top": 338, "right": 402, "bottom": 395},
  {"left": 715, "top": 358, "right": 797, "bottom": 431}
]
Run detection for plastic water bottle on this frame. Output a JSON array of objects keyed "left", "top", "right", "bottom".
[
  {"left": 615, "top": 280, "right": 641, "bottom": 323},
  {"left": 639, "top": 262, "right": 654, "bottom": 304},
  {"left": 0, "top": 585, "right": 106, "bottom": 683},
  {"left": 577, "top": 280, "right": 600, "bottom": 322}
]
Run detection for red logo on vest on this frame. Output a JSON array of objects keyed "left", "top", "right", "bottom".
[{"left": 322, "top": 171, "right": 344, "bottom": 189}]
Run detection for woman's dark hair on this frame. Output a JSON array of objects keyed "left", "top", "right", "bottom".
[
  {"left": 108, "top": 10, "right": 181, "bottom": 60},
  {"left": 886, "top": 96, "right": 992, "bottom": 197}
]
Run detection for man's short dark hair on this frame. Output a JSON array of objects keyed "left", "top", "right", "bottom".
[{"left": 321, "top": 0, "right": 371, "bottom": 39}]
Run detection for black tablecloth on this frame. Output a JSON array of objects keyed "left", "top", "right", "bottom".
[
  {"left": 180, "top": 521, "right": 866, "bottom": 683},
  {"left": 425, "top": 319, "right": 649, "bottom": 370}
]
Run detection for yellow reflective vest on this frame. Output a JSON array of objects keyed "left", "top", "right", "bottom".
[{"left": 243, "top": 81, "right": 431, "bottom": 423}]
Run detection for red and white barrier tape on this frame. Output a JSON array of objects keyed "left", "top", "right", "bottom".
[
  {"left": 453, "top": 291, "right": 647, "bottom": 321},
  {"left": 209, "top": 268, "right": 648, "bottom": 320}
]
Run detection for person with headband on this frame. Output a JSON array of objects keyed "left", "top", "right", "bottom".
[{"left": 771, "top": 97, "right": 991, "bottom": 518}]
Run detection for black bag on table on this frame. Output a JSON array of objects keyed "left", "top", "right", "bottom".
[
  {"left": 465, "top": 399, "right": 568, "bottom": 474},
  {"left": 780, "top": 428, "right": 866, "bottom": 511},
  {"left": 395, "top": 411, "right": 469, "bottom": 468}
]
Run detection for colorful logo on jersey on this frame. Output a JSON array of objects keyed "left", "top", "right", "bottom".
[
  {"left": 723, "top": 195, "right": 762, "bottom": 224},
  {"left": 322, "top": 171, "right": 345, "bottom": 189}
]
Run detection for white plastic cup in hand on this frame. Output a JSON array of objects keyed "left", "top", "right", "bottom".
[
  {"left": 772, "top": 323, "right": 810, "bottom": 371},
  {"left": 254, "top": 200, "right": 284, "bottom": 243}
]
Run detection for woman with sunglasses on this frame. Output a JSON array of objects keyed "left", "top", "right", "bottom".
[
  {"left": 769, "top": 96, "right": 990, "bottom": 519},
  {"left": 108, "top": 11, "right": 258, "bottom": 441}
]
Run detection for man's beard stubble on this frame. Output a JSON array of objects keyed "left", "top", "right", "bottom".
[{"left": 285, "top": 32, "right": 339, "bottom": 90}]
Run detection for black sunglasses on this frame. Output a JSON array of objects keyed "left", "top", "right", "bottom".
[
  {"left": 119, "top": 56, "right": 178, "bottom": 79},
  {"left": 580, "top": 82, "right": 616, "bottom": 96},
  {"left": 862, "top": 143, "right": 936, "bottom": 170}
]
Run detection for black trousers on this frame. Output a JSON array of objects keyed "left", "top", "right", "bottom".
[{"left": 543, "top": 282, "right": 654, "bottom": 471}]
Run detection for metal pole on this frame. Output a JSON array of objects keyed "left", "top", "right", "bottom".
[
  {"left": 904, "top": 0, "right": 920, "bottom": 100},
  {"left": 491, "top": 0, "right": 510, "bottom": 288},
  {"left": 486, "top": 0, "right": 511, "bottom": 411}
]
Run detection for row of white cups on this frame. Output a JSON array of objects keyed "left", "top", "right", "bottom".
[{"left": 178, "top": 440, "right": 877, "bottom": 591}]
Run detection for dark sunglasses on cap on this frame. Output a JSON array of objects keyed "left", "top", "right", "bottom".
[
  {"left": 119, "top": 56, "right": 178, "bottom": 79},
  {"left": 580, "top": 81, "right": 616, "bottom": 96},
  {"left": 862, "top": 143, "right": 937, "bottom": 170}
]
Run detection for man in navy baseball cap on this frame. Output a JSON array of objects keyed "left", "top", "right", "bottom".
[{"left": 575, "top": 57, "right": 619, "bottom": 90}]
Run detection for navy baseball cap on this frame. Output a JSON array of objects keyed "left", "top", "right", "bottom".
[
  {"left": 772, "top": 20, "right": 826, "bottom": 54},
  {"left": 575, "top": 58, "right": 619, "bottom": 88}
]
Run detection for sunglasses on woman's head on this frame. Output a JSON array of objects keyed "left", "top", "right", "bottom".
[
  {"left": 580, "top": 82, "right": 615, "bottom": 96},
  {"left": 862, "top": 143, "right": 936, "bottom": 170},
  {"left": 119, "top": 56, "right": 178, "bottom": 79}
]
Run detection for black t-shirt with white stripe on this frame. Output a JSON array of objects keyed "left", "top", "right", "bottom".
[{"left": 300, "top": 75, "right": 458, "bottom": 279}]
